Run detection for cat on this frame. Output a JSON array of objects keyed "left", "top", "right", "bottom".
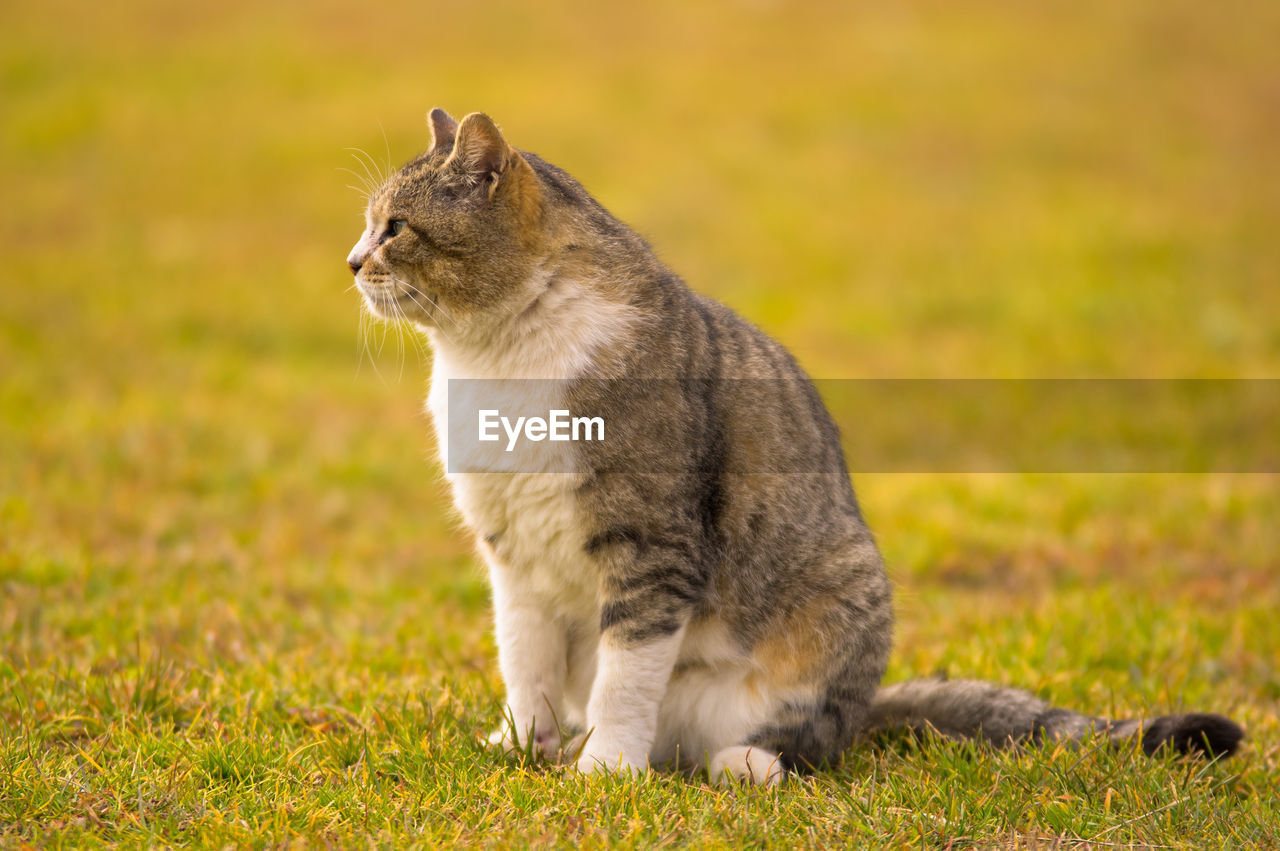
[{"left": 345, "top": 108, "right": 1243, "bottom": 784}]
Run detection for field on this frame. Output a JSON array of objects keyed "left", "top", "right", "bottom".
[{"left": 2, "top": 0, "right": 1278, "bottom": 847}]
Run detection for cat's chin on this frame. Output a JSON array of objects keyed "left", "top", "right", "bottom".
[{"left": 358, "top": 284, "right": 434, "bottom": 325}]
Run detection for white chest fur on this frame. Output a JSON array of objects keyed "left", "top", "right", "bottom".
[
  {"left": 422, "top": 277, "right": 633, "bottom": 614},
  {"left": 422, "top": 280, "right": 633, "bottom": 727},
  {"left": 428, "top": 354, "right": 594, "bottom": 600}
]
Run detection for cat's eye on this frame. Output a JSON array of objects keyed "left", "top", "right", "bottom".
[{"left": 389, "top": 219, "right": 408, "bottom": 237}]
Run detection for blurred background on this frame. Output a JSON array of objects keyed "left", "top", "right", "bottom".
[{"left": 2, "top": 0, "right": 1277, "bottom": 706}]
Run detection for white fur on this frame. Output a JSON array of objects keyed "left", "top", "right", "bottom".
[
  {"left": 576, "top": 628, "right": 686, "bottom": 774},
  {"left": 651, "top": 620, "right": 780, "bottom": 768},
  {"left": 487, "top": 589, "right": 567, "bottom": 755}
]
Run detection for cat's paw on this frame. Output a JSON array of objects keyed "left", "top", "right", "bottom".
[
  {"left": 486, "top": 721, "right": 561, "bottom": 758},
  {"left": 486, "top": 725, "right": 516, "bottom": 753},
  {"left": 573, "top": 738, "right": 648, "bottom": 776},
  {"left": 709, "top": 745, "right": 787, "bottom": 787}
]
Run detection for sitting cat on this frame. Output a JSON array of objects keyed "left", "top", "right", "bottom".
[{"left": 345, "top": 108, "right": 1243, "bottom": 784}]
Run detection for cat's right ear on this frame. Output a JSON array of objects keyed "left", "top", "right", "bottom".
[
  {"left": 427, "top": 108, "right": 459, "bottom": 156},
  {"left": 442, "top": 113, "right": 514, "bottom": 196}
]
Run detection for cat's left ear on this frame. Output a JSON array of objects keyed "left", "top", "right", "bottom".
[
  {"left": 444, "top": 112, "right": 512, "bottom": 196},
  {"left": 426, "top": 108, "right": 459, "bottom": 156}
]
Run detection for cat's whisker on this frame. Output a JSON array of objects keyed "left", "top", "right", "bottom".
[
  {"left": 417, "top": 287, "right": 458, "bottom": 327},
  {"left": 361, "top": 304, "right": 375, "bottom": 378},
  {"left": 374, "top": 305, "right": 391, "bottom": 359},
  {"left": 392, "top": 285, "right": 439, "bottom": 351},
  {"left": 345, "top": 147, "right": 385, "bottom": 192},
  {"left": 389, "top": 289, "right": 412, "bottom": 381},
  {"left": 344, "top": 161, "right": 377, "bottom": 198},
  {"left": 383, "top": 281, "right": 432, "bottom": 374},
  {"left": 383, "top": 292, "right": 402, "bottom": 379},
  {"left": 354, "top": 302, "right": 364, "bottom": 377},
  {"left": 396, "top": 314, "right": 430, "bottom": 366},
  {"left": 403, "top": 289, "right": 453, "bottom": 342},
  {"left": 377, "top": 120, "right": 393, "bottom": 183},
  {"left": 337, "top": 166, "right": 376, "bottom": 197},
  {"left": 390, "top": 273, "right": 449, "bottom": 322},
  {"left": 345, "top": 148, "right": 378, "bottom": 187},
  {"left": 397, "top": 281, "right": 460, "bottom": 345},
  {"left": 362, "top": 303, "right": 389, "bottom": 385},
  {"left": 355, "top": 301, "right": 375, "bottom": 381},
  {"left": 399, "top": 299, "right": 428, "bottom": 372},
  {"left": 412, "top": 298, "right": 455, "bottom": 347}
]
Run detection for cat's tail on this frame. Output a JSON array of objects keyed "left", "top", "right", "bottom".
[{"left": 868, "top": 676, "right": 1243, "bottom": 758}]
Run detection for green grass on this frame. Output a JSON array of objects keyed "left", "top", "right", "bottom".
[{"left": 2, "top": 0, "right": 1278, "bottom": 846}]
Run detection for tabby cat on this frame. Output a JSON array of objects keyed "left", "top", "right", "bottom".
[{"left": 345, "top": 109, "right": 1243, "bottom": 784}]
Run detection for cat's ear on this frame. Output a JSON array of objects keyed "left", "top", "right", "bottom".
[
  {"left": 426, "top": 108, "right": 459, "bottom": 156},
  {"left": 443, "top": 112, "right": 512, "bottom": 195}
]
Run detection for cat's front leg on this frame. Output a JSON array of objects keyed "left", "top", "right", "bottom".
[
  {"left": 575, "top": 622, "right": 688, "bottom": 775},
  {"left": 574, "top": 525, "right": 705, "bottom": 775},
  {"left": 489, "top": 575, "right": 567, "bottom": 757}
]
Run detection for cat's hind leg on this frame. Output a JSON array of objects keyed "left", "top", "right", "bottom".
[
  {"left": 654, "top": 667, "right": 792, "bottom": 785},
  {"left": 650, "top": 628, "right": 797, "bottom": 785},
  {"left": 728, "top": 565, "right": 892, "bottom": 778}
]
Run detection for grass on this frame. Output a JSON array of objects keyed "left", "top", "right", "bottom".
[{"left": 2, "top": 0, "right": 1278, "bottom": 846}]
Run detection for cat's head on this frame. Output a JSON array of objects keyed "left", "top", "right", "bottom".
[{"left": 347, "top": 109, "right": 546, "bottom": 333}]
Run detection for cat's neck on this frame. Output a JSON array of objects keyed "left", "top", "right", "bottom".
[{"left": 424, "top": 263, "right": 637, "bottom": 381}]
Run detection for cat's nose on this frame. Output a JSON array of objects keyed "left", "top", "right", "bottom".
[{"left": 348, "top": 239, "right": 370, "bottom": 275}]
